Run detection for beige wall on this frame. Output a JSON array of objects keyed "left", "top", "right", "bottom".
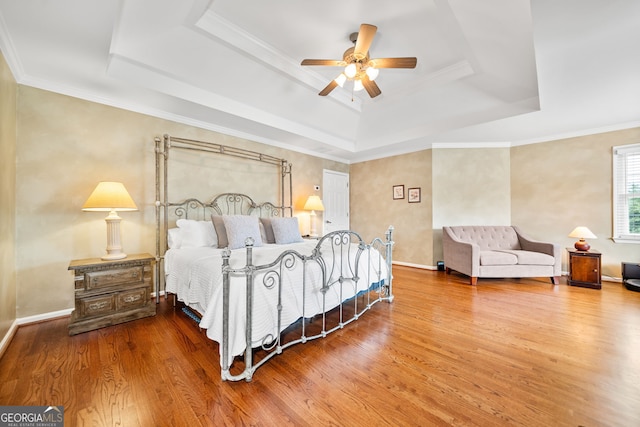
[
  {"left": 15, "top": 86, "right": 347, "bottom": 318},
  {"left": 4, "top": 49, "right": 640, "bottom": 325},
  {"left": 351, "top": 147, "right": 511, "bottom": 268},
  {"left": 511, "top": 128, "right": 640, "bottom": 278},
  {"left": 353, "top": 137, "right": 640, "bottom": 278},
  {"left": 432, "top": 147, "right": 511, "bottom": 262},
  {"left": 351, "top": 150, "right": 433, "bottom": 266},
  {"left": 162, "top": 137, "right": 347, "bottom": 213},
  {"left": 0, "top": 50, "right": 17, "bottom": 343}
]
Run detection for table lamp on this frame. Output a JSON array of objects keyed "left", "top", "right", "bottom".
[
  {"left": 82, "top": 182, "right": 138, "bottom": 260},
  {"left": 568, "top": 226, "right": 597, "bottom": 251},
  {"left": 303, "top": 195, "right": 324, "bottom": 238}
]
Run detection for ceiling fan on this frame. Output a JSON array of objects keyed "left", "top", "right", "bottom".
[{"left": 301, "top": 23, "right": 417, "bottom": 98}]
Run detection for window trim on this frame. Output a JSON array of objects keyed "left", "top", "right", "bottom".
[{"left": 612, "top": 143, "right": 640, "bottom": 244}]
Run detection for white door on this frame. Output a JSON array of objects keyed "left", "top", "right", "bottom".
[{"left": 322, "top": 169, "right": 349, "bottom": 234}]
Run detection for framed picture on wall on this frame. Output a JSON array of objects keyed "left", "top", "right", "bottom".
[
  {"left": 408, "top": 187, "right": 421, "bottom": 203},
  {"left": 393, "top": 185, "right": 404, "bottom": 200}
]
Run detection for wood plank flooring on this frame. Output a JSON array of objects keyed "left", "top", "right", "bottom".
[{"left": 1, "top": 266, "right": 640, "bottom": 426}]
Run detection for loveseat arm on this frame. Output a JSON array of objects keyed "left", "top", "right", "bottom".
[
  {"left": 443, "top": 226, "right": 480, "bottom": 278},
  {"left": 513, "top": 225, "right": 562, "bottom": 276}
]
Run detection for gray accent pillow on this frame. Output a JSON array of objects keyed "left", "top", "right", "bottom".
[
  {"left": 259, "top": 218, "right": 276, "bottom": 244},
  {"left": 271, "top": 217, "right": 303, "bottom": 244},
  {"left": 222, "top": 215, "right": 264, "bottom": 250},
  {"left": 211, "top": 215, "right": 228, "bottom": 248}
]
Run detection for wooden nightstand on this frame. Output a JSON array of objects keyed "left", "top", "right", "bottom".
[
  {"left": 567, "top": 248, "right": 601, "bottom": 289},
  {"left": 68, "top": 253, "right": 156, "bottom": 335}
]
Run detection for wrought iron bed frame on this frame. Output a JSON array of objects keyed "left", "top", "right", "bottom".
[
  {"left": 155, "top": 134, "right": 293, "bottom": 298},
  {"left": 155, "top": 134, "right": 394, "bottom": 381},
  {"left": 220, "top": 228, "right": 394, "bottom": 381}
]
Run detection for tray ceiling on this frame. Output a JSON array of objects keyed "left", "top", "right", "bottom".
[{"left": 1, "top": 0, "right": 639, "bottom": 162}]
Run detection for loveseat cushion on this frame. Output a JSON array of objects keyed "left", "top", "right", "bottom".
[
  {"left": 480, "top": 250, "right": 518, "bottom": 266},
  {"left": 496, "top": 250, "right": 555, "bottom": 266},
  {"left": 448, "top": 225, "right": 522, "bottom": 251}
]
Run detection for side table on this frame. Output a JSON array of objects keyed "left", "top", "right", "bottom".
[
  {"left": 567, "top": 248, "right": 601, "bottom": 289},
  {"left": 68, "top": 253, "right": 156, "bottom": 335}
]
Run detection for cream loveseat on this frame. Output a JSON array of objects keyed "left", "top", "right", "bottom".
[{"left": 442, "top": 225, "right": 561, "bottom": 286}]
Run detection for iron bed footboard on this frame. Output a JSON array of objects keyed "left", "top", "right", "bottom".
[{"left": 221, "top": 227, "right": 394, "bottom": 382}]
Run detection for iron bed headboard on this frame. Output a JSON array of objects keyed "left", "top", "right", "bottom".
[{"left": 154, "top": 134, "right": 293, "bottom": 301}]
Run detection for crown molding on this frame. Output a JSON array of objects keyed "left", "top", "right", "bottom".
[
  {"left": 194, "top": 10, "right": 362, "bottom": 112},
  {"left": 511, "top": 121, "right": 640, "bottom": 146},
  {"left": 0, "top": 10, "right": 24, "bottom": 81}
]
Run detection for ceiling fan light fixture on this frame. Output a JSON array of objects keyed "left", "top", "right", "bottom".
[
  {"left": 345, "top": 63, "right": 357, "bottom": 78},
  {"left": 301, "top": 23, "right": 417, "bottom": 98},
  {"left": 334, "top": 73, "right": 347, "bottom": 87},
  {"left": 365, "top": 67, "right": 379, "bottom": 81}
]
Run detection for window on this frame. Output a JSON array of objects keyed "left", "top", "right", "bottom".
[{"left": 613, "top": 143, "right": 640, "bottom": 243}]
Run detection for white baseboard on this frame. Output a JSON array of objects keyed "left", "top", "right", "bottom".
[
  {"left": 0, "top": 320, "right": 18, "bottom": 360},
  {"left": 1, "top": 309, "right": 73, "bottom": 358},
  {"left": 0, "top": 294, "right": 172, "bottom": 358},
  {"left": 396, "top": 266, "right": 623, "bottom": 283},
  {"left": 16, "top": 308, "right": 73, "bottom": 326},
  {"left": 392, "top": 260, "right": 436, "bottom": 270},
  {"left": 151, "top": 290, "right": 166, "bottom": 298},
  {"left": 0, "top": 272, "right": 624, "bottom": 358}
]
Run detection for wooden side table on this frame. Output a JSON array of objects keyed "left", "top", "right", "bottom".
[
  {"left": 567, "top": 248, "right": 601, "bottom": 289},
  {"left": 68, "top": 253, "right": 156, "bottom": 335}
]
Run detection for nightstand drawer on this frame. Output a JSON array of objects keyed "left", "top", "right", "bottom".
[
  {"left": 117, "top": 287, "right": 147, "bottom": 310},
  {"left": 86, "top": 266, "right": 144, "bottom": 290},
  {"left": 68, "top": 253, "right": 155, "bottom": 335},
  {"left": 80, "top": 293, "right": 116, "bottom": 317}
]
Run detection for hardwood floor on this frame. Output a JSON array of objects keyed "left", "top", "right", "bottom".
[{"left": 1, "top": 266, "right": 639, "bottom": 426}]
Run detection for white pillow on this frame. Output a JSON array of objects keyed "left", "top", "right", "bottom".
[
  {"left": 167, "top": 228, "right": 182, "bottom": 249},
  {"left": 271, "top": 217, "right": 303, "bottom": 244},
  {"left": 222, "top": 215, "right": 263, "bottom": 250},
  {"left": 176, "top": 219, "right": 218, "bottom": 248}
]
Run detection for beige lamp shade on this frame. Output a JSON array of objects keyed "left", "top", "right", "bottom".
[
  {"left": 82, "top": 182, "right": 137, "bottom": 260},
  {"left": 568, "top": 226, "right": 597, "bottom": 251},
  {"left": 82, "top": 182, "right": 138, "bottom": 211},
  {"left": 568, "top": 226, "right": 597, "bottom": 239},
  {"left": 303, "top": 195, "right": 324, "bottom": 212},
  {"left": 304, "top": 195, "right": 324, "bottom": 238}
]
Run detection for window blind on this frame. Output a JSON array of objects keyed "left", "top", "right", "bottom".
[{"left": 613, "top": 143, "right": 640, "bottom": 241}]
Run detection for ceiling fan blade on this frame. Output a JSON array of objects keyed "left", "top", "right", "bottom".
[
  {"left": 301, "top": 59, "right": 344, "bottom": 67},
  {"left": 362, "top": 76, "right": 382, "bottom": 98},
  {"left": 370, "top": 57, "right": 417, "bottom": 69},
  {"left": 318, "top": 80, "right": 339, "bottom": 96},
  {"left": 354, "top": 24, "right": 377, "bottom": 57}
]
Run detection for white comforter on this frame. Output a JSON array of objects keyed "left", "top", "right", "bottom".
[{"left": 165, "top": 240, "right": 387, "bottom": 363}]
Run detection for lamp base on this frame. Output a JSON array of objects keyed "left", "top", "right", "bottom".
[
  {"left": 309, "top": 210, "right": 318, "bottom": 238},
  {"left": 103, "top": 211, "right": 127, "bottom": 261},
  {"left": 574, "top": 240, "right": 590, "bottom": 251},
  {"left": 101, "top": 252, "right": 127, "bottom": 261}
]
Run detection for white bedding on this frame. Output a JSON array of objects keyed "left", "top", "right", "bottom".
[{"left": 165, "top": 239, "right": 387, "bottom": 363}]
